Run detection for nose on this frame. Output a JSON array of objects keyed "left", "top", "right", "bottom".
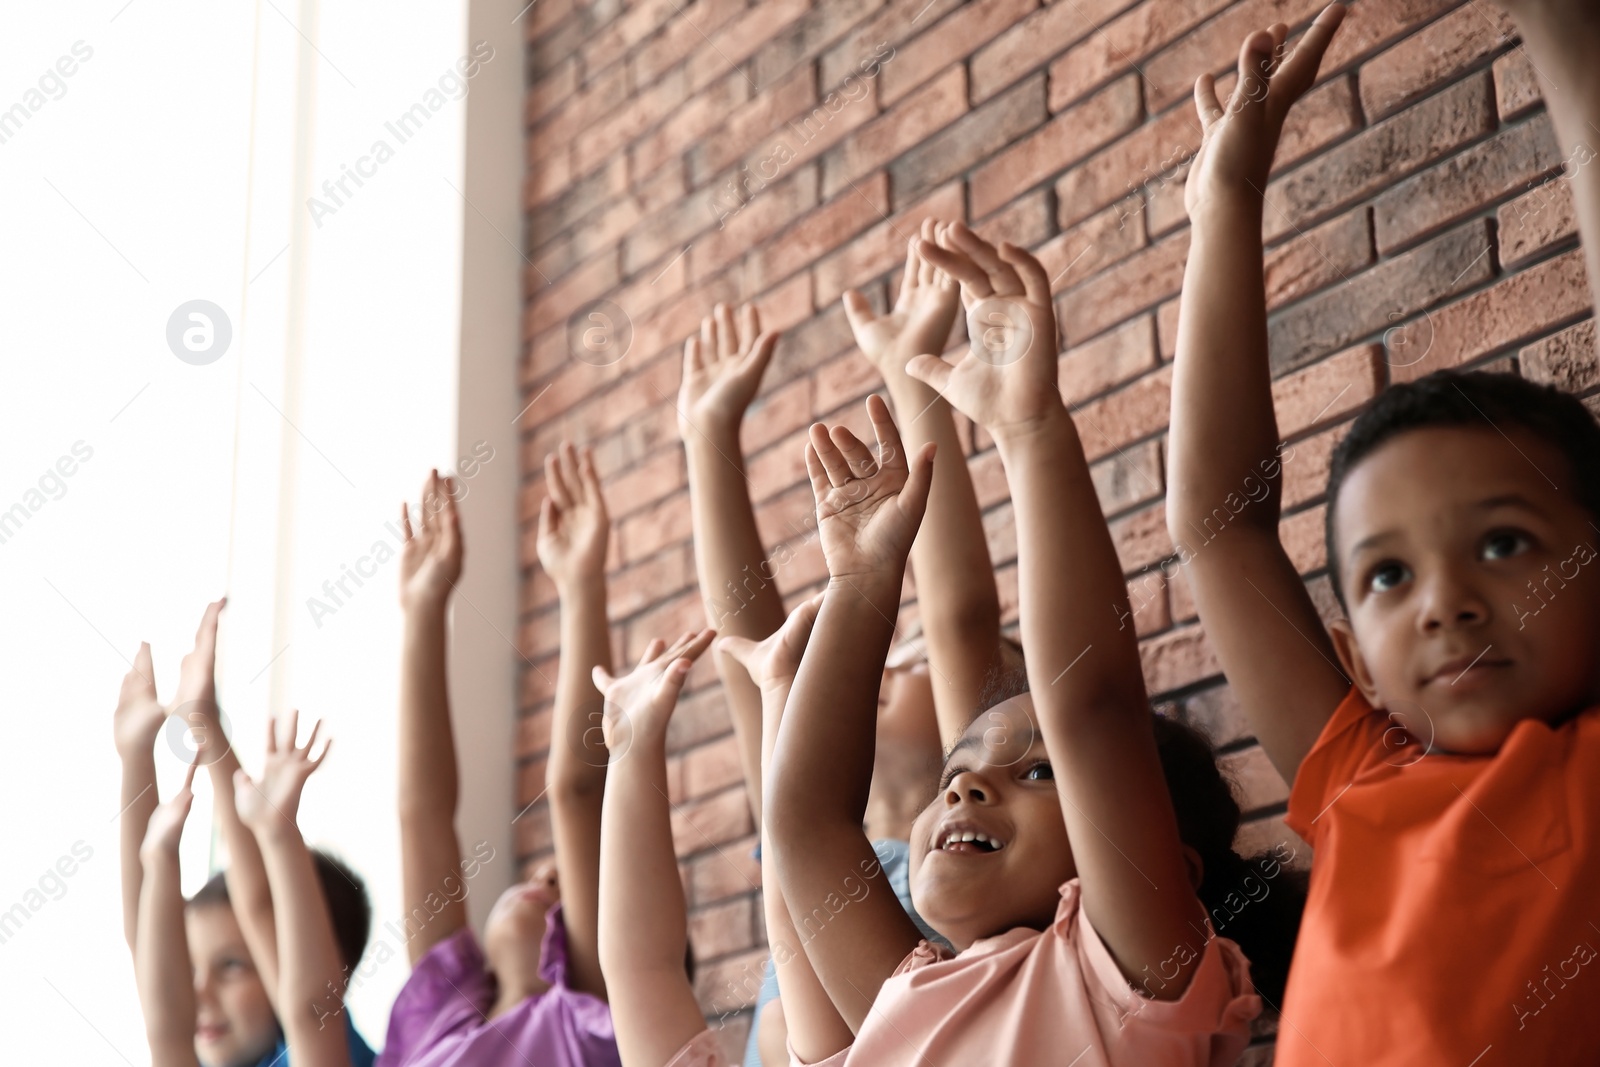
[
  {"left": 944, "top": 770, "right": 992, "bottom": 806},
  {"left": 1417, "top": 560, "right": 1489, "bottom": 633}
]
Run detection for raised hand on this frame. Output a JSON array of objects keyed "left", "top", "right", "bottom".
[
  {"left": 718, "top": 593, "right": 824, "bottom": 693},
  {"left": 172, "top": 598, "right": 230, "bottom": 763},
  {"left": 807, "top": 395, "right": 935, "bottom": 582},
  {"left": 591, "top": 629, "right": 716, "bottom": 752},
  {"left": 1184, "top": 4, "right": 1346, "bottom": 214},
  {"left": 234, "top": 711, "right": 330, "bottom": 838},
  {"left": 843, "top": 219, "right": 960, "bottom": 376},
  {"left": 677, "top": 303, "right": 779, "bottom": 441},
  {"left": 906, "top": 224, "right": 1062, "bottom": 441},
  {"left": 399, "top": 470, "right": 464, "bottom": 612},
  {"left": 536, "top": 443, "right": 610, "bottom": 589},
  {"left": 140, "top": 761, "right": 198, "bottom": 860},
  {"left": 114, "top": 641, "right": 167, "bottom": 762}
]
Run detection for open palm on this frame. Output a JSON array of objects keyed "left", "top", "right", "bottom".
[
  {"left": 234, "top": 711, "right": 329, "bottom": 835},
  {"left": 808, "top": 395, "right": 935, "bottom": 581},
  {"left": 844, "top": 219, "right": 960, "bottom": 374},
  {"left": 591, "top": 629, "right": 716, "bottom": 750},
  {"left": 718, "top": 593, "right": 823, "bottom": 692},
  {"left": 535, "top": 443, "right": 609, "bottom": 586},
  {"left": 399, "top": 470, "right": 463, "bottom": 611},
  {"left": 678, "top": 303, "right": 778, "bottom": 439},
  {"left": 114, "top": 641, "right": 167, "bottom": 760}
]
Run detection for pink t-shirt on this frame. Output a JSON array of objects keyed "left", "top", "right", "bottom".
[{"left": 666, "top": 880, "right": 1259, "bottom": 1067}]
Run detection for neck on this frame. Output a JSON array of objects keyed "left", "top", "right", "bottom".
[{"left": 485, "top": 970, "right": 551, "bottom": 1020}]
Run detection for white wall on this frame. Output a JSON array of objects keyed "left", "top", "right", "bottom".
[{"left": 0, "top": 0, "right": 520, "bottom": 1060}]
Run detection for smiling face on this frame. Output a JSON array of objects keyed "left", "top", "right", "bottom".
[
  {"left": 1332, "top": 425, "right": 1600, "bottom": 754},
  {"left": 482, "top": 858, "right": 560, "bottom": 989},
  {"left": 186, "top": 903, "right": 279, "bottom": 1067},
  {"left": 908, "top": 695, "right": 1076, "bottom": 950}
]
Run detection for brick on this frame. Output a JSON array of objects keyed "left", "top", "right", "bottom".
[
  {"left": 1060, "top": 229, "right": 1190, "bottom": 345},
  {"left": 1111, "top": 502, "right": 1173, "bottom": 574},
  {"left": 813, "top": 180, "right": 966, "bottom": 306},
  {"left": 1281, "top": 503, "right": 1327, "bottom": 574},
  {"left": 1144, "top": 163, "right": 1190, "bottom": 239},
  {"left": 1048, "top": 0, "right": 1233, "bottom": 113},
  {"left": 687, "top": 833, "right": 762, "bottom": 905},
  {"left": 1391, "top": 247, "right": 1592, "bottom": 381},
  {"left": 1498, "top": 175, "right": 1578, "bottom": 268},
  {"left": 748, "top": 174, "right": 893, "bottom": 294},
  {"left": 821, "top": 65, "right": 967, "bottom": 199},
  {"left": 1263, "top": 208, "right": 1373, "bottom": 311},
  {"left": 1126, "top": 570, "right": 1173, "bottom": 637},
  {"left": 983, "top": 500, "right": 1017, "bottom": 566},
  {"left": 748, "top": 0, "right": 892, "bottom": 90},
  {"left": 516, "top": 705, "right": 554, "bottom": 760},
  {"left": 748, "top": 428, "right": 813, "bottom": 503},
  {"left": 1273, "top": 344, "right": 1382, "bottom": 440},
  {"left": 691, "top": 167, "right": 821, "bottom": 283},
  {"left": 1037, "top": 199, "right": 1149, "bottom": 295},
  {"left": 620, "top": 487, "right": 694, "bottom": 563},
  {"left": 973, "top": 189, "right": 1054, "bottom": 250},
  {"left": 971, "top": 75, "right": 1144, "bottom": 220},
  {"left": 1358, "top": 4, "right": 1515, "bottom": 120},
  {"left": 1493, "top": 45, "right": 1543, "bottom": 120},
  {"left": 1234, "top": 815, "right": 1312, "bottom": 868},
  {"left": 1263, "top": 73, "right": 1496, "bottom": 242},
  {"left": 1092, "top": 437, "right": 1165, "bottom": 516},
  {"left": 610, "top": 544, "right": 697, "bottom": 619},
  {"left": 1179, "top": 682, "right": 1251, "bottom": 748},
  {"left": 1157, "top": 297, "right": 1181, "bottom": 361},
  {"left": 689, "top": 894, "right": 757, "bottom": 962},
  {"left": 891, "top": 74, "right": 1047, "bottom": 206},
  {"left": 671, "top": 784, "right": 755, "bottom": 856},
  {"left": 630, "top": 0, "right": 746, "bottom": 86},
  {"left": 694, "top": 948, "right": 771, "bottom": 1013},
  {"left": 689, "top": 66, "right": 818, "bottom": 187},
  {"left": 743, "top": 373, "right": 815, "bottom": 454},
  {"left": 631, "top": 73, "right": 750, "bottom": 179},
  {"left": 880, "top": 0, "right": 1034, "bottom": 106},
  {"left": 1140, "top": 622, "right": 1221, "bottom": 698},
  {"left": 1072, "top": 364, "right": 1174, "bottom": 463},
  {"left": 1060, "top": 314, "right": 1159, "bottom": 406},
  {"left": 574, "top": 66, "right": 690, "bottom": 178},
  {"left": 971, "top": 0, "right": 1137, "bottom": 105},
  {"left": 527, "top": 58, "right": 580, "bottom": 127},
  {"left": 685, "top": 0, "right": 812, "bottom": 93},
  {"left": 1521, "top": 319, "right": 1598, "bottom": 394},
  {"left": 1220, "top": 743, "right": 1291, "bottom": 814},
  {"left": 1267, "top": 220, "right": 1496, "bottom": 375},
  {"left": 818, "top": 0, "right": 961, "bottom": 96},
  {"left": 1318, "top": 0, "right": 1458, "bottom": 76},
  {"left": 682, "top": 731, "right": 748, "bottom": 800},
  {"left": 1373, "top": 114, "right": 1564, "bottom": 254},
  {"left": 1141, "top": 0, "right": 1332, "bottom": 114},
  {"left": 1275, "top": 75, "right": 1362, "bottom": 173},
  {"left": 1057, "top": 101, "right": 1203, "bottom": 229},
  {"left": 1281, "top": 422, "right": 1345, "bottom": 512}
]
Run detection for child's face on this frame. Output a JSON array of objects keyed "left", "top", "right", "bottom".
[
  {"left": 908, "top": 695, "right": 1076, "bottom": 950},
  {"left": 483, "top": 858, "right": 559, "bottom": 986},
  {"left": 186, "top": 903, "right": 279, "bottom": 1067},
  {"left": 1333, "top": 425, "right": 1600, "bottom": 753}
]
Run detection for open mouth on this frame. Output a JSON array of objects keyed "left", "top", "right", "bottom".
[{"left": 934, "top": 825, "right": 1006, "bottom": 853}]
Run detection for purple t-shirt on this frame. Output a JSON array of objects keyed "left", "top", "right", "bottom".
[{"left": 376, "top": 904, "right": 620, "bottom": 1067}]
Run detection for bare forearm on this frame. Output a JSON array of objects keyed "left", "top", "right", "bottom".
[
  {"left": 1168, "top": 199, "right": 1283, "bottom": 532},
  {"left": 399, "top": 609, "right": 459, "bottom": 822},
  {"left": 686, "top": 432, "right": 784, "bottom": 823},
  {"left": 257, "top": 827, "right": 352, "bottom": 1064},
  {"left": 136, "top": 855, "right": 200, "bottom": 1067},
  {"left": 883, "top": 373, "right": 1002, "bottom": 742},
  {"left": 119, "top": 753, "right": 159, "bottom": 953},
  {"left": 209, "top": 748, "right": 280, "bottom": 999}
]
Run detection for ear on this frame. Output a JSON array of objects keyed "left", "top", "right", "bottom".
[
  {"left": 1329, "top": 619, "right": 1379, "bottom": 708},
  {"left": 1181, "top": 844, "right": 1205, "bottom": 893}
]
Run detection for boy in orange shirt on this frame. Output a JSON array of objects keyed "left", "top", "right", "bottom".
[{"left": 1168, "top": 2, "right": 1600, "bottom": 1062}]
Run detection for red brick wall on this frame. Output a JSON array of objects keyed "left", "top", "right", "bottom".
[{"left": 514, "top": 0, "right": 1595, "bottom": 1057}]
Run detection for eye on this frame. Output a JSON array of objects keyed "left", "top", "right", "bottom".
[
  {"left": 938, "top": 763, "right": 968, "bottom": 791},
  {"left": 1022, "top": 761, "right": 1053, "bottom": 781},
  {"left": 1366, "top": 560, "right": 1410, "bottom": 594},
  {"left": 1481, "top": 529, "right": 1532, "bottom": 561}
]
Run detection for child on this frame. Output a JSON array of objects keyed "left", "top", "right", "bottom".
[
  {"left": 1168, "top": 3, "right": 1600, "bottom": 1062},
  {"left": 757, "top": 222, "right": 1270, "bottom": 1065},
  {"left": 377, "top": 463, "right": 620, "bottom": 1066},
  {"left": 116, "top": 606, "right": 376, "bottom": 1067}
]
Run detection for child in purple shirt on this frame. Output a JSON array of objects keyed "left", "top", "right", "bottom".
[{"left": 380, "top": 459, "right": 621, "bottom": 1067}]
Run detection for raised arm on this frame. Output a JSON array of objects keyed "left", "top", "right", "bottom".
[
  {"left": 1493, "top": 0, "right": 1600, "bottom": 316},
  {"left": 115, "top": 641, "right": 167, "bottom": 954},
  {"left": 396, "top": 472, "right": 469, "bottom": 964},
  {"left": 844, "top": 220, "right": 1001, "bottom": 743},
  {"left": 910, "top": 226, "right": 1204, "bottom": 996},
  {"left": 768, "top": 396, "right": 934, "bottom": 1034},
  {"left": 594, "top": 629, "right": 717, "bottom": 1067},
  {"left": 1166, "top": 6, "right": 1351, "bottom": 784},
  {"left": 135, "top": 761, "right": 202, "bottom": 1067},
  {"left": 720, "top": 595, "right": 854, "bottom": 1063},
  {"left": 678, "top": 304, "right": 788, "bottom": 824},
  {"left": 536, "top": 443, "right": 613, "bottom": 1000},
  {"left": 234, "top": 713, "right": 351, "bottom": 1067},
  {"left": 173, "top": 599, "right": 283, "bottom": 1001}
]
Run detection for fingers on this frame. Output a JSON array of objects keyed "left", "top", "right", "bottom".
[
  {"left": 179, "top": 758, "right": 199, "bottom": 796},
  {"left": 545, "top": 452, "right": 571, "bottom": 510},
  {"left": 400, "top": 499, "right": 414, "bottom": 541},
  {"left": 265, "top": 712, "right": 279, "bottom": 755},
  {"left": 591, "top": 665, "right": 615, "bottom": 693},
  {"left": 804, "top": 439, "right": 832, "bottom": 504},
  {"left": 917, "top": 219, "right": 937, "bottom": 288},
  {"left": 948, "top": 223, "right": 1024, "bottom": 296},
  {"left": 716, "top": 634, "right": 757, "bottom": 670},
  {"left": 919, "top": 236, "right": 992, "bottom": 298},
  {"left": 897, "top": 442, "right": 939, "bottom": 529},
  {"left": 1273, "top": 3, "right": 1346, "bottom": 103},
  {"left": 1232, "top": 28, "right": 1277, "bottom": 116},
  {"left": 559, "top": 442, "right": 584, "bottom": 506},
  {"left": 829, "top": 424, "right": 878, "bottom": 481},
  {"left": 194, "top": 597, "right": 225, "bottom": 653},
  {"left": 904, "top": 352, "right": 955, "bottom": 396},
  {"left": 537, "top": 497, "right": 557, "bottom": 543},
  {"left": 301, "top": 717, "right": 322, "bottom": 755},
  {"left": 1193, "top": 73, "right": 1225, "bottom": 132},
  {"left": 700, "top": 312, "right": 718, "bottom": 366},
  {"left": 785, "top": 591, "right": 825, "bottom": 642},
  {"left": 682, "top": 335, "right": 704, "bottom": 384},
  {"left": 842, "top": 289, "right": 876, "bottom": 336},
  {"left": 578, "top": 447, "right": 606, "bottom": 513},
  {"left": 998, "top": 242, "right": 1053, "bottom": 307},
  {"left": 741, "top": 329, "right": 779, "bottom": 387},
  {"left": 284, "top": 708, "right": 300, "bottom": 752},
  {"left": 125, "top": 641, "right": 156, "bottom": 696},
  {"left": 808, "top": 423, "right": 855, "bottom": 488},
  {"left": 714, "top": 302, "right": 738, "bottom": 361},
  {"left": 738, "top": 303, "right": 761, "bottom": 352},
  {"left": 640, "top": 637, "right": 668, "bottom": 665},
  {"left": 863, "top": 393, "right": 908, "bottom": 473},
  {"left": 895, "top": 233, "right": 919, "bottom": 310}
]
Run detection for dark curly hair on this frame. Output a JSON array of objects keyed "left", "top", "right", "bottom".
[
  {"left": 189, "top": 849, "right": 371, "bottom": 973},
  {"left": 1325, "top": 369, "right": 1600, "bottom": 606}
]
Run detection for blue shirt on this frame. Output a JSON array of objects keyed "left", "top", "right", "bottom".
[{"left": 250, "top": 1014, "right": 378, "bottom": 1067}]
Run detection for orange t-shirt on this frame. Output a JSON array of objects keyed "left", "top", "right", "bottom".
[{"left": 1280, "top": 688, "right": 1600, "bottom": 1065}]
